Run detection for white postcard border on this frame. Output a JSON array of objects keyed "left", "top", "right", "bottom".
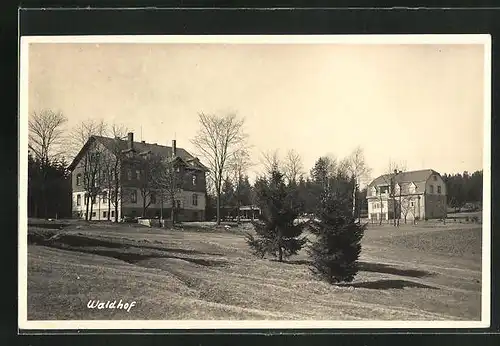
[{"left": 19, "top": 34, "right": 492, "bottom": 330}]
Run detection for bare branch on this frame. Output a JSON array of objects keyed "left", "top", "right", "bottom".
[
  {"left": 190, "top": 112, "right": 249, "bottom": 224},
  {"left": 283, "top": 149, "right": 304, "bottom": 184},
  {"left": 28, "top": 109, "right": 68, "bottom": 163}
]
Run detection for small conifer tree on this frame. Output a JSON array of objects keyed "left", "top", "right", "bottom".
[
  {"left": 308, "top": 175, "right": 366, "bottom": 283},
  {"left": 246, "top": 169, "right": 307, "bottom": 262}
]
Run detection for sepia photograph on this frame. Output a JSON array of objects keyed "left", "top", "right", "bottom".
[{"left": 18, "top": 35, "right": 491, "bottom": 330}]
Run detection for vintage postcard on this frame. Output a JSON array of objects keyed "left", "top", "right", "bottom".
[{"left": 19, "top": 34, "right": 491, "bottom": 330}]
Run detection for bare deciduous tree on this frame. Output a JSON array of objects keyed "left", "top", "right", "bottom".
[
  {"left": 261, "top": 150, "right": 282, "bottom": 176},
  {"left": 151, "top": 155, "right": 178, "bottom": 226},
  {"left": 69, "top": 119, "right": 108, "bottom": 220},
  {"left": 28, "top": 110, "right": 68, "bottom": 218},
  {"left": 384, "top": 160, "right": 407, "bottom": 227},
  {"left": 342, "top": 147, "right": 372, "bottom": 221},
  {"left": 283, "top": 149, "right": 304, "bottom": 185},
  {"left": 28, "top": 110, "right": 68, "bottom": 163},
  {"left": 102, "top": 124, "right": 129, "bottom": 222},
  {"left": 228, "top": 149, "right": 252, "bottom": 224},
  {"left": 399, "top": 194, "right": 413, "bottom": 224},
  {"left": 191, "top": 112, "right": 248, "bottom": 225}
]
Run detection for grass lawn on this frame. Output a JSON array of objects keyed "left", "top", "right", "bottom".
[{"left": 26, "top": 220, "right": 482, "bottom": 321}]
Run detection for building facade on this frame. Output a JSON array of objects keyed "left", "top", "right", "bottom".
[
  {"left": 366, "top": 169, "right": 447, "bottom": 222},
  {"left": 69, "top": 132, "right": 208, "bottom": 222}
]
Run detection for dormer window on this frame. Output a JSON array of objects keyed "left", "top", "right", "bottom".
[{"left": 408, "top": 183, "right": 416, "bottom": 194}]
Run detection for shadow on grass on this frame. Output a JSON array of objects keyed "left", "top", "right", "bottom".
[
  {"left": 39, "top": 243, "right": 228, "bottom": 268},
  {"left": 275, "top": 260, "right": 433, "bottom": 278},
  {"left": 358, "top": 262, "right": 433, "bottom": 278},
  {"left": 28, "top": 230, "right": 228, "bottom": 267},
  {"left": 339, "top": 279, "right": 438, "bottom": 290},
  {"left": 29, "top": 232, "right": 224, "bottom": 257}
]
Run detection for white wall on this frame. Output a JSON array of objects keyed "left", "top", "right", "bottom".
[{"left": 72, "top": 191, "right": 121, "bottom": 220}]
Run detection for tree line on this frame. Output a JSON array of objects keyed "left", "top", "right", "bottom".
[
  {"left": 245, "top": 153, "right": 366, "bottom": 284},
  {"left": 442, "top": 171, "right": 483, "bottom": 212}
]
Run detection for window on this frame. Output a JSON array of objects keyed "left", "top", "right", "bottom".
[
  {"left": 76, "top": 194, "right": 81, "bottom": 206},
  {"left": 103, "top": 211, "right": 107, "bottom": 218},
  {"left": 102, "top": 191, "right": 107, "bottom": 204},
  {"left": 127, "top": 169, "right": 132, "bottom": 180},
  {"left": 429, "top": 185, "right": 434, "bottom": 193},
  {"left": 93, "top": 197, "right": 97, "bottom": 205},
  {"left": 409, "top": 183, "right": 416, "bottom": 194},
  {"left": 131, "top": 190, "right": 137, "bottom": 203},
  {"left": 136, "top": 170, "right": 141, "bottom": 181},
  {"left": 192, "top": 194, "right": 198, "bottom": 206},
  {"left": 381, "top": 202, "right": 385, "bottom": 209},
  {"left": 433, "top": 175, "right": 437, "bottom": 181},
  {"left": 176, "top": 166, "right": 180, "bottom": 173},
  {"left": 92, "top": 212, "right": 96, "bottom": 217},
  {"left": 379, "top": 186, "right": 389, "bottom": 194},
  {"left": 76, "top": 173, "right": 82, "bottom": 186},
  {"left": 111, "top": 210, "right": 115, "bottom": 217},
  {"left": 192, "top": 175, "right": 197, "bottom": 186},
  {"left": 437, "top": 186, "right": 441, "bottom": 194},
  {"left": 84, "top": 193, "right": 88, "bottom": 205},
  {"left": 176, "top": 200, "right": 181, "bottom": 209},
  {"left": 410, "top": 201, "right": 414, "bottom": 207},
  {"left": 150, "top": 192, "right": 156, "bottom": 204}
]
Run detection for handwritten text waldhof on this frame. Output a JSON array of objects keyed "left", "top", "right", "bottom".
[{"left": 87, "top": 299, "right": 136, "bottom": 312}]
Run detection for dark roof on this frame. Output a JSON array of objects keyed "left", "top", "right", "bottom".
[
  {"left": 366, "top": 169, "right": 442, "bottom": 198},
  {"left": 68, "top": 135, "right": 208, "bottom": 171},
  {"left": 368, "top": 169, "right": 440, "bottom": 187}
]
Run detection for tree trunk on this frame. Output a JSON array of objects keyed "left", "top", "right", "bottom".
[
  {"left": 216, "top": 192, "right": 221, "bottom": 225},
  {"left": 277, "top": 227, "right": 283, "bottom": 262},
  {"left": 160, "top": 194, "right": 164, "bottom": 227},
  {"left": 114, "top": 185, "right": 119, "bottom": 223},
  {"left": 237, "top": 201, "right": 241, "bottom": 224},
  {"left": 89, "top": 197, "right": 94, "bottom": 221},
  {"left": 107, "top": 192, "right": 111, "bottom": 220},
  {"left": 170, "top": 193, "right": 175, "bottom": 225},
  {"left": 85, "top": 194, "right": 90, "bottom": 221}
]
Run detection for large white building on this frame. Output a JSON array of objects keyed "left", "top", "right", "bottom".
[
  {"left": 366, "top": 169, "right": 447, "bottom": 222},
  {"left": 68, "top": 132, "right": 208, "bottom": 222}
]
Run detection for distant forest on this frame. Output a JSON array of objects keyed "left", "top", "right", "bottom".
[{"left": 442, "top": 170, "right": 483, "bottom": 212}]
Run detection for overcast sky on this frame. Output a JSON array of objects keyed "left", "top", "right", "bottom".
[{"left": 27, "top": 42, "right": 486, "bottom": 183}]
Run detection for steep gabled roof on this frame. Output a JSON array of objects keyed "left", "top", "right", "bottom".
[
  {"left": 368, "top": 169, "right": 440, "bottom": 187},
  {"left": 68, "top": 135, "right": 209, "bottom": 172},
  {"left": 366, "top": 169, "right": 441, "bottom": 198}
]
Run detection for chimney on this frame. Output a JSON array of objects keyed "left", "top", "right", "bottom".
[
  {"left": 127, "top": 132, "right": 134, "bottom": 150},
  {"left": 394, "top": 169, "right": 398, "bottom": 174},
  {"left": 141, "top": 140, "right": 145, "bottom": 144},
  {"left": 172, "top": 140, "right": 177, "bottom": 157}
]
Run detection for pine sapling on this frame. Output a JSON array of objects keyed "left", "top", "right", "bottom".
[{"left": 308, "top": 178, "right": 366, "bottom": 283}]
